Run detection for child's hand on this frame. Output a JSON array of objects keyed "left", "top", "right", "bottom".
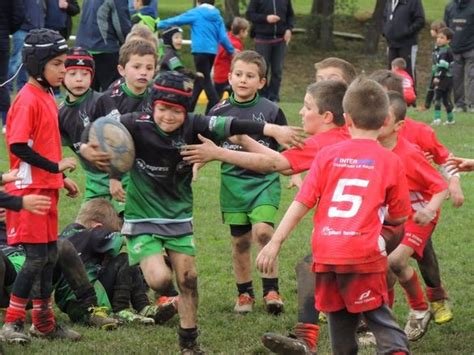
[
  {"left": 79, "top": 143, "right": 111, "bottom": 171},
  {"left": 423, "top": 151, "right": 435, "bottom": 164},
  {"left": 256, "top": 240, "right": 281, "bottom": 275},
  {"left": 181, "top": 134, "right": 220, "bottom": 164},
  {"left": 22, "top": 194, "right": 52, "bottom": 215},
  {"left": 110, "top": 178, "right": 126, "bottom": 202},
  {"left": 1, "top": 169, "right": 20, "bottom": 184},
  {"left": 64, "top": 177, "right": 80, "bottom": 198},
  {"left": 192, "top": 162, "right": 205, "bottom": 182},
  {"left": 445, "top": 157, "right": 474, "bottom": 173},
  {"left": 287, "top": 174, "right": 303, "bottom": 189},
  {"left": 265, "top": 124, "right": 306, "bottom": 149},
  {"left": 58, "top": 157, "right": 77, "bottom": 173},
  {"left": 413, "top": 207, "right": 436, "bottom": 226},
  {"left": 448, "top": 179, "right": 464, "bottom": 208}
]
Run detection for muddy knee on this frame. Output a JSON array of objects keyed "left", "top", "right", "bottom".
[
  {"left": 233, "top": 235, "right": 252, "bottom": 254},
  {"left": 178, "top": 270, "right": 198, "bottom": 293}
]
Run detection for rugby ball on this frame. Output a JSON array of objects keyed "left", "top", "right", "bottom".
[{"left": 89, "top": 116, "right": 135, "bottom": 176}]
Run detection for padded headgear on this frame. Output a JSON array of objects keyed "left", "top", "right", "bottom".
[
  {"left": 162, "top": 27, "right": 183, "bottom": 50},
  {"left": 22, "top": 29, "right": 68, "bottom": 88},
  {"left": 65, "top": 47, "right": 95, "bottom": 76},
  {"left": 151, "top": 71, "right": 194, "bottom": 112}
]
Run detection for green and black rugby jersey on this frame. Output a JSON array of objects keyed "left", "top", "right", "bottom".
[
  {"left": 59, "top": 89, "right": 111, "bottom": 199},
  {"left": 93, "top": 82, "right": 153, "bottom": 119},
  {"left": 209, "top": 94, "right": 287, "bottom": 213},
  {"left": 159, "top": 46, "right": 184, "bottom": 72}
]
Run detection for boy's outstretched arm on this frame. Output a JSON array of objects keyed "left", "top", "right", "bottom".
[
  {"left": 446, "top": 156, "right": 474, "bottom": 173},
  {"left": 413, "top": 189, "right": 449, "bottom": 226},
  {"left": 181, "top": 134, "right": 293, "bottom": 174},
  {"left": 256, "top": 201, "right": 310, "bottom": 275}
]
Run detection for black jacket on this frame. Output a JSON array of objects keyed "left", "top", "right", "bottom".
[
  {"left": 444, "top": 0, "right": 474, "bottom": 54},
  {"left": 0, "top": 0, "right": 25, "bottom": 50},
  {"left": 45, "top": 0, "right": 80, "bottom": 40},
  {"left": 383, "top": 0, "right": 425, "bottom": 48},
  {"left": 246, "top": 0, "right": 294, "bottom": 40}
]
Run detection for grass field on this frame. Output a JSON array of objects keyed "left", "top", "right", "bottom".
[{"left": 1, "top": 105, "right": 473, "bottom": 354}]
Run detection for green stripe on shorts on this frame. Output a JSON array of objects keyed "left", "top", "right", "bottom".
[{"left": 222, "top": 205, "right": 278, "bottom": 225}]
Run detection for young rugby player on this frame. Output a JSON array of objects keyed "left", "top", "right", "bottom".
[
  {"left": 80, "top": 70, "right": 303, "bottom": 354},
  {"left": 378, "top": 91, "right": 448, "bottom": 341},
  {"left": 256, "top": 78, "right": 412, "bottom": 355},
  {"left": 1, "top": 29, "right": 80, "bottom": 343},
  {"left": 208, "top": 50, "right": 288, "bottom": 315}
]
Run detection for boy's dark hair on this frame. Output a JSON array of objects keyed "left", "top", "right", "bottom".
[
  {"left": 141, "top": 0, "right": 152, "bottom": 6},
  {"left": 76, "top": 198, "right": 122, "bottom": 232},
  {"left": 430, "top": 20, "right": 446, "bottom": 31},
  {"left": 231, "top": 50, "right": 266, "bottom": 79},
  {"left": 314, "top": 57, "right": 357, "bottom": 84},
  {"left": 306, "top": 80, "right": 347, "bottom": 127},
  {"left": 198, "top": 0, "right": 215, "bottom": 4},
  {"left": 119, "top": 39, "right": 157, "bottom": 67},
  {"left": 343, "top": 78, "right": 389, "bottom": 130},
  {"left": 387, "top": 91, "right": 407, "bottom": 123},
  {"left": 368, "top": 69, "right": 404, "bottom": 96},
  {"left": 438, "top": 27, "right": 454, "bottom": 40},
  {"left": 391, "top": 57, "right": 406, "bottom": 70},
  {"left": 231, "top": 17, "right": 250, "bottom": 36}
]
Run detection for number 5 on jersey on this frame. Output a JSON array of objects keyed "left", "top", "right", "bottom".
[{"left": 328, "top": 179, "right": 369, "bottom": 218}]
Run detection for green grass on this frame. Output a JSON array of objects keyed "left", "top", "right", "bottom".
[{"left": 1, "top": 106, "right": 473, "bottom": 354}]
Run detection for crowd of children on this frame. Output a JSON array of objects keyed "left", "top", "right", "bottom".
[{"left": 0, "top": 2, "right": 469, "bottom": 354}]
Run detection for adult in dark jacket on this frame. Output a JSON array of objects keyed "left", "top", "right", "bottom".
[
  {"left": 383, "top": 0, "right": 425, "bottom": 87},
  {"left": 444, "top": 0, "right": 474, "bottom": 112},
  {"left": 7, "top": 0, "right": 46, "bottom": 95},
  {"left": 0, "top": 0, "right": 24, "bottom": 133},
  {"left": 45, "top": 0, "right": 81, "bottom": 40},
  {"left": 246, "top": 0, "right": 294, "bottom": 102},
  {"left": 75, "top": 0, "right": 131, "bottom": 92}
]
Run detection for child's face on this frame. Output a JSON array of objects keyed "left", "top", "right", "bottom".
[
  {"left": 64, "top": 69, "right": 92, "bottom": 97},
  {"left": 172, "top": 32, "right": 183, "bottom": 50},
  {"left": 315, "top": 67, "right": 346, "bottom": 84},
  {"left": 228, "top": 60, "right": 265, "bottom": 102},
  {"left": 436, "top": 33, "right": 450, "bottom": 47},
  {"left": 299, "top": 93, "right": 326, "bottom": 135},
  {"left": 378, "top": 107, "right": 402, "bottom": 140},
  {"left": 153, "top": 103, "right": 186, "bottom": 133},
  {"left": 118, "top": 54, "right": 156, "bottom": 94},
  {"left": 43, "top": 54, "right": 67, "bottom": 88},
  {"left": 238, "top": 28, "right": 249, "bottom": 39},
  {"left": 133, "top": 0, "right": 141, "bottom": 10}
]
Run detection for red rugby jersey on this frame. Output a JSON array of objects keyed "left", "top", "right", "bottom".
[
  {"left": 6, "top": 84, "right": 63, "bottom": 191},
  {"left": 296, "top": 139, "right": 411, "bottom": 270}
]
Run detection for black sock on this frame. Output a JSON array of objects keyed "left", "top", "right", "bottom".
[
  {"left": 162, "top": 282, "right": 179, "bottom": 297},
  {"left": 262, "top": 277, "right": 279, "bottom": 296},
  {"left": 236, "top": 281, "right": 254, "bottom": 297},
  {"left": 178, "top": 326, "right": 198, "bottom": 349}
]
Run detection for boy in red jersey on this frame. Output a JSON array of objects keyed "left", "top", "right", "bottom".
[
  {"left": 378, "top": 91, "right": 449, "bottom": 341},
  {"left": 182, "top": 79, "right": 349, "bottom": 353},
  {"left": 0, "top": 29, "right": 80, "bottom": 344},
  {"left": 255, "top": 78, "right": 412, "bottom": 355},
  {"left": 391, "top": 57, "right": 416, "bottom": 106}
]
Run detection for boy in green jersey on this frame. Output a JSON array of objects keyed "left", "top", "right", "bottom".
[
  {"left": 208, "top": 51, "right": 287, "bottom": 315},
  {"left": 80, "top": 70, "right": 302, "bottom": 354}
]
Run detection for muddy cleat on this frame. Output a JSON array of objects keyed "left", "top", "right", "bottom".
[
  {"left": 29, "top": 323, "right": 82, "bottom": 341},
  {"left": 357, "top": 331, "right": 376, "bottom": 346},
  {"left": 443, "top": 120, "right": 456, "bottom": 126},
  {"left": 152, "top": 296, "right": 179, "bottom": 324},
  {"left": 0, "top": 322, "right": 30, "bottom": 345},
  {"left": 115, "top": 309, "right": 155, "bottom": 325},
  {"left": 264, "top": 291, "right": 284, "bottom": 315},
  {"left": 180, "top": 342, "right": 205, "bottom": 355},
  {"left": 431, "top": 119, "right": 442, "bottom": 126},
  {"left": 430, "top": 300, "right": 453, "bottom": 325},
  {"left": 88, "top": 306, "right": 119, "bottom": 330},
  {"left": 404, "top": 308, "right": 432, "bottom": 341},
  {"left": 262, "top": 333, "right": 315, "bottom": 355},
  {"left": 234, "top": 293, "right": 255, "bottom": 314}
]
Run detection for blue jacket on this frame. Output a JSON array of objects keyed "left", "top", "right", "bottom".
[
  {"left": 75, "top": 0, "right": 131, "bottom": 53},
  {"left": 157, "top": 4, "right": 234, "bottom": 55},
  {"left": 20, "top": 0, "right": 46, "bottom": 31},
  {"left": 129, "top": 0, "right": 158, "bottom": 17}
]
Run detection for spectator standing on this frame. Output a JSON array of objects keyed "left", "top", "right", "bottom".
[
  {"left": 157, "top": 0, "right": 234, "bottom": 114},
  {"left": 45, "top": 0, "right": 80, "bottom": 41},
  {"left": 246, "top": 0, "right": 294, "bottom": 103},
  {"left": 444, "top": 0, "right": 474, "bottom": 113},
  {"left": 7, "top": 0, "right": 46, "bottom": 94},
  {"left": 0, "top": 0, "right": 24, "bottom": 133},
  {"left": 129, "top": 0, "right": 157, "bottom": 18},
  {"left": 383, "top": 0, "right": 425, "bottom": 89},
  {"left": 75, "top": 0, "right": 131, "bottom": 92}
]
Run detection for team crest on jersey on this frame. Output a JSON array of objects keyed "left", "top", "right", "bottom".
[
  {"left": 252, "top": 112, "right": 265, "bottom": 123},
  {"left": 79, "top": 109, "right": 90, "bottom": 127},
  {"left": 172, "top": 138, "right": 186, "bottom": 151}
]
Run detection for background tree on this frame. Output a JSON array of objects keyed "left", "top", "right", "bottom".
[{"left": 365, "top": 0, "right": 386, "bottom": 54}]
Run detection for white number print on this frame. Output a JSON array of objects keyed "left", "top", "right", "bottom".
[{"left": 328, "top": 179, "right": 369, "bottom": 218}]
